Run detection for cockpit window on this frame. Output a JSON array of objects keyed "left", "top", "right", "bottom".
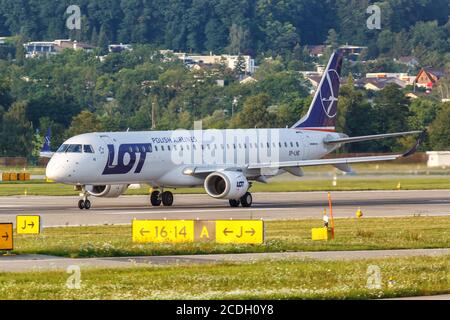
[
  {"left": 83, "top": 145, "right": 94, "bottom": 153},
  {"left": 56, "top": 144, "right": 69, "bottom": 152},
  {"left": 66, "top": 144, "right": 82, "bottom": 153}
]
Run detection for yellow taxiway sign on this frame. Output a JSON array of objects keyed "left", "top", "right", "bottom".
[
  {"left": 0, "top": 223, "right": 13, "bottom": 251},
  {"left": 132, "top": 220, "right": 194, "bottom": 243},
  {"left": 215, "top": 220, "right": 264, "bottom": 244},
  {"left": 16, "top": 215, "right": 41, "bottom": 234}
]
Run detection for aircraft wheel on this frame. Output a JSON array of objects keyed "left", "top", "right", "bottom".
[
  {"left": 240, "top": 192, "right": 252, "bottom": 207},
  {"left": 229, "top": 199, "right": 240, "bottom": 207},
  {"left": 78, "top": 200, "right": 85, "bottom": 210},
  {"left": 161, "top": 191, "right": 174, "bottom": 206},
  {"left": 84, "top": 199, "right": 91, "bottom": 210},
  {"left": 150, "top": 190, "right": 161, "bottom": 206}
]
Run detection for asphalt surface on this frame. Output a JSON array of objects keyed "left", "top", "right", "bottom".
[
  {"left": 1, "top": 248, "right": 449, "bottom": 273},
  {"left": 0, "top": 190, "right": 450, "bottom": 227}
]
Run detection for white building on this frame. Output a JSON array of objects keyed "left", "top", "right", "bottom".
[
  {"left": 169, "top": 51, "right": 256, "bottom": 74},
  {"left": 426, "top": 151, "right": 450, "bottom": 168}
]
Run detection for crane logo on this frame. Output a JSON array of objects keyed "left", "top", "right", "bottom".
[{"left": 319, "top": 69, "right": 340, "bottom": 118}]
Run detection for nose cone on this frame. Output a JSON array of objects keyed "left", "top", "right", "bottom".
[{"left": 45, "top": 156, "right": 67, "bottom": 182}]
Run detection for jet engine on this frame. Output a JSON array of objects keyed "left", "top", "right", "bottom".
[
  {"left": 204, "top": 171, "right": 249, "bottom": 199},
  {"left": 85, "top": 184, "right": 129, "bottom": 198}
]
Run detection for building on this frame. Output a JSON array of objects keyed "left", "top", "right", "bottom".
[
  {"left": 24, "top": 39, "right": 95, "bottom": 58},
  {"left": 415, "top": 68, "right": 445, "bottom": 89},
  {"left": 356, "top": 77, "right": 408, "bottom": 91},
  {"left": 306, "top": 45, "right": 327, "bottom": 57},
  {"left": 366, "top": 73, "right": 415, "bottom": 85},
  {"left": 426, "top": 151, "right": 450, "bottom": 168},
  {"left": 395, "top": 56, "right": 419, "bottom": 68},
  {"left": 108, "top": 43, "right": 133, "bottom": 53}
]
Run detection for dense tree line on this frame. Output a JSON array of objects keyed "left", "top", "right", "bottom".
[{"left": 0, "top": 0, "right": 449, "bottom": 65}]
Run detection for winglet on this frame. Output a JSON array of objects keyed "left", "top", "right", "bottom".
[{"left": 402, "top": 130, "right": 426, "bottom": 158}]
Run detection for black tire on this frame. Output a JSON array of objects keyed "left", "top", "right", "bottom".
[
  {"left": 229, "top": 199, "right": 240, "bottom": 207},
  {"left": 240, "top": 192, "right": 252, "bottom": 207},
  {"left": 84, "top": 199, "right": 91, "bottom": 210},
  {"left": 150, "top": 190, "right": 161, "bottom": 206},
  {"left": 161, "top": 191, "right": 174, "bottom": 206},
  {"left": 78, "top": 200, "right": 85, "bottom": 210}
]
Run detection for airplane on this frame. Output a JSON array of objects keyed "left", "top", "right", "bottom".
[{"left": 45, "top": 50, "right": 423, "bottom": 210}]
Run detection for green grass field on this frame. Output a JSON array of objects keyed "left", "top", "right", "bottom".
[
  {"left": 0, "top": 256, "right": 448, "bottom": 299},
  {"left": 2, "top": 176, "right": 450, "bottom": 196},
  {"left": 10, "top": 217, "right": 450, "bottom": 258}
]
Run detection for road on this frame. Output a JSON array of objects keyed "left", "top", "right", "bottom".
[{"left": 0, "top": 190, "right": 450, "bottom": 227}]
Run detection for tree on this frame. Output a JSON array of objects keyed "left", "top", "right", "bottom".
[
  {"left": 429, "top": 102, "right": 450, "bottom": 150},
  {"left": 0, "top": 101, "right": 33, "bottom": 156},
  {"left": 237, "top": 93, "right": 271, "bottom": 128},
  {"left": 373, "top": 84, "right": 411, "bottom": 151},
  {"left": 234, "top": 55, "right": 246, "bottom": 77},
  {"left": 66, "top": 110, "right": 104, "bottom": 137}
]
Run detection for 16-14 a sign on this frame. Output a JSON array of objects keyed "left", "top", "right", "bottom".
[
  {"left": 132, "top": 220, "right": 194, "bottom": 243},
  {"left": 132, "top": 220, "right": 264, "bottom": 244}
]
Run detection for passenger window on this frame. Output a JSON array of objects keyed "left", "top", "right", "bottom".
[
  {"left": 167, "top": 146, "right": 171, "bottom": 151},
  {"left": 161, "top": 146, "right": 165, "bottom": 151},
  {"left": 290, "top": 142, "right": 294, "bottom": 147},
  {"left": 155, "top": 146, "right": 158, "bottom": 151},
  {"left": 296, "top": 142, "right": 299, "bottom": 147},
  {"left": 83, "top": 145, "right": 94, "bottom": 153}
]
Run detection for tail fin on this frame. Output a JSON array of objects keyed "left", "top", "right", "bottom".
[
  {"left": 41, "top": 127, "right": 51, "bottom": 153},
  {"left": 291, "top": 50, "right": 343, "bottom": 132}
]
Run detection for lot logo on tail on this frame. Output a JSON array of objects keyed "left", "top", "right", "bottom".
[
  {"left": 102, "top": 143, "right": 152, "bottom": 175},
  {"left": 320, "top": 69, "right": 340, "bottom": 118}
]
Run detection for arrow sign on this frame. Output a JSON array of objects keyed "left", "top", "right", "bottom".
[
  {"left": 140, "top": 228, "right": 150, "bottom": 237},
  {"left": 1, "top": 232, "right": 8, "bottom": 241},
  {"left": 223, "top": 228, "right": 233, "bottom": 236},
  {"left": 245, "top": 228, "right": 255, "bottom": 236}
]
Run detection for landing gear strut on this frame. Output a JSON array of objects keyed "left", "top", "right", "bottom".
[
  {"left": 78, "top": 188, "right": 91, "bottom": 210},
  {"left": 229, "top": 192, "right": 253, "bottom": 207},
  {"left": 150, "top": 189, "right": 174, "bottom": 207}
]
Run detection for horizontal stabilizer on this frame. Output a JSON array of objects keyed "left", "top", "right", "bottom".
[{"left": 324, "top": 130, "right": 422, "bottom": 145}]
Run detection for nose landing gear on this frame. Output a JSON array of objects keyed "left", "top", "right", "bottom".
[{"left": 78, "top": 187, "right": 91, "bottom": 210}]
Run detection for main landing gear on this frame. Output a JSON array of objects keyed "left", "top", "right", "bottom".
[
  {"left": 150, "top": 189, "right": 174, "bottom": 207},
  {"left": 78, "top": 188, "right": 91, "bottom": 210},
  {"left": 229, "top": 192, "right": 252, "bottom": 208}
]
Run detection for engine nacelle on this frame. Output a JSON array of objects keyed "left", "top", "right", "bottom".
[
  {"left": 204, "top": 171, "right": 249, "bottom": 199},
  {"left": 85, "top": 184, "right": 129, "bottom": 198}
]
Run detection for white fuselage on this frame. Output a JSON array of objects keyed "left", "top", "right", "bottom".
[{"left": 46, "top": 128, "right": 340, "bottom": 187}]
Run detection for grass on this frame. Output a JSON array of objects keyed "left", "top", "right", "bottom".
[
  {"left": 0, "top": 256, "right": 448, "bottom": 299},
  {"left": 10, "top": 217, "right": 450, "bottom": 258},
  {"left": 2, "top": 176, "right": 450, "bottom": 196}
]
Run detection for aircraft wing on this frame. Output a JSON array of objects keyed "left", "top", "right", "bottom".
[
  {"left": 323, "top": 130, "right": 422, "bottom": 145},
  {"left": 183, "top": 131, "right": 424, "bottom": 176}
]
